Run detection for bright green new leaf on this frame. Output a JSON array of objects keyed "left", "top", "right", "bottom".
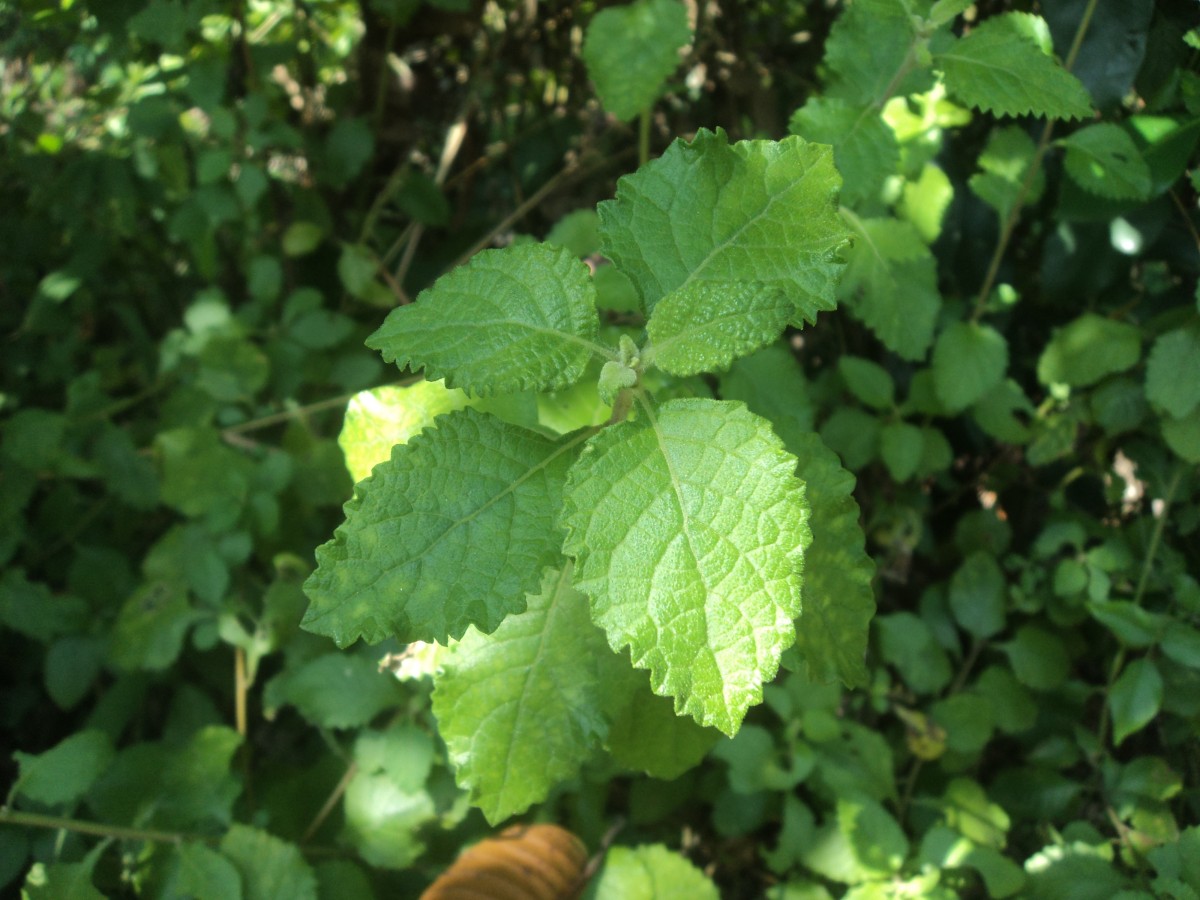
[
  {"left": 342, "top": 769, "right": 435, "bottom": 868},
  {"left": 790, "top": 97, "right": 899, "bottom": 206},
  {"left": 599, "top": 129, "right": 850, "bottom": 325},
  {"left": 582, "top": 0, "right": 692, "bottom": 121},
  {"left": 303, "top": 408, "right": 587, "bottom": 646},
  {"left": 433, "top": 565, "right": 610, "bottom": 823},
  {"left": 838, "top": 215, "right": 940, "bottom": 360},
  {"left": 645, "top": 281, "right": 792, "bottom": 376},
  {"left": 838, "top": 356, "right": 895, "bottom": 411},
  {"left": 367, "top": 242, "right": 602, "bottom": 395},
  {"left": 1146, "top": 324, "right": 1200, "bottom": 418},
  {"left": 1037, "top": 313, "right": 1141, "bottom": 387},
  {"left": 932, "top": 321, "right": 1008, "bottom": 413},
  {"left": 900, "top": 164, "right": 954, "bottom": 244},
  {"left": 562, "top": 398, "right": 810, "bottom": 734},
  {"left": 337, "top": 380, "right": 536, "bottom": 483},
  {"left": 838, "top": 796, "right": 909, "bottom": 877},
  {"left": 936, "top": 13, "right": 1092, "bottom": 120},
  {"left": 593, "top": 845, "right": 720, "bottom": 900},
  {"left": 13, "top": 730, "right": 114, "bottom": 807},
  {"left": 929, "top": 0, "right": 974, "bottom": 26},
  {"left": 219, "top": 825, "right": 317, "bottom": 900},
  {"left": 1109, "top": 657, "right": 1163, "bottom": 746},
  {"left": 1060, "top": 123, "right": 1152, "bottom": 200}
]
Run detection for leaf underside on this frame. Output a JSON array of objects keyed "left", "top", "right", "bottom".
[
  {"left": 302, "top": 408, "right": 585, "bottom": 646},
  {"left": 366, "top": 242, "right": 601, "bottom": 396},
  {"left": 598, "top": 128, "right": 850, "bottom": 326},
  {"left": 561, "top": 397, "right": 811, "bottom": 735}
]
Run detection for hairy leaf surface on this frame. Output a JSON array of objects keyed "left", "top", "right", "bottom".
[
  {"left": 433, "top": 565, "right": 610, "bottom": 823},
  {"left": 561, "top": 398, "right": 810, "bottom": 735},
  {"left": 367, "top": 243, "right": 602, "bottom": 395},
  {"left": 936, "top": 13, "right": 1092, "bottom": 120},
  {"left": 645, "top": 281, "right": 792, "bottom": 376},
  {"left": 303, "top": 409, "right": 586, "bottom": 646},
  {"left": 598, "top": 129, "right": 849, "bottom": 325},
  {"left": 790, "top": 97, "right": 899, "bottom": 207}
]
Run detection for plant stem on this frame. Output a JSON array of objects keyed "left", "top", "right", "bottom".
[
  {"left": 970, "top": 0, "right": 1099, "bottom": 322},
  {"left": 638, "top": 108, "right": 651, "bottom": 167},
  {"left": 301, "top": 762, "right": 358, "bottom": 845},
  {"left": 1095, "top": 466, "right": 1183, "bottom": 750},
  {"left": 0, "top": 808, "right": 210, "bottom": 846}
]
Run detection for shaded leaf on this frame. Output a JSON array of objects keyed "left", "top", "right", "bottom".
[
  {"left": 1061, "top": 123, "right": 1152, "bottom": 199},
  {"left": 220, "top": 825, "right": 317, "bottom": 900}
]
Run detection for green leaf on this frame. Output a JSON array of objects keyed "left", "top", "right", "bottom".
[
  {"left": 789, "top": 97, "right": 899, "bottom": 206},
  {"left": 159, "top": 844, "right": 243, "bottom": 900},
  {"left": 433, "top": 565, "right": 610, "bottom": 823},
  {"left": 646, "top": 281, "right": 792, "bottom": 376},
  {"left": 823, "top": 0, "right": 931, "bottom": 105},
  {"left": 718, "top": 342, "right": 814, "bottom": 451},
  {"left": 1037, "top": 313, "right": 1141, "bottom": 387},
  {"left": 1162, "top": 407, "right": 1200, "bottom": 463},
  {"left": 932, "top": 322, "right": 1009, "bottom": 413},
  {"left": 837, "top": 796, "right": 909, "bottom": 878},
  {"left": 562, "top": 398, "right": 810, "bottom": 734},
  {"left": 1060, "top": 123, "right": 1152, "bottom": 200},
  {"left": 303, "top": 408, "right": 585, "bottom": 646},
  {"left": 839, "top": 357, "right": 895, "bottom": 411},
  {"left": 1109, "top": 657, "right": 1163, "bottom": 746},
  {"left": 790, "top": 433, "right": 874, "bottom": 688},
  {"left": 1001, "top": 625, "right": 1069, "bottom": 690},
  {"left": 342, "top": 769, "right": 435, "bottom": 869},
  {"left": 219, "top": 825, "right": 317, "bottom": 900},
  {"left": 367, "top": 242, "right": 601, "bottom": 395},
  {"left": 109, "top": 580, "right": 203, "bottom": 672},
  {"left": 600, "top": 653, "right": 720, "bottom": 779},
  {"left": 13, "top": 730, "right": 114, "bottom": 807},
  {"left": 21, "top": 852, "right": 105, "bottom": 900},
  {"left": 936, "top": 13, "right": 1092, "bottom": 120},
  {"left": 582, "top": 0, "right": 692, "bottom": 121},
  {"left": 593, "top": 845, "right": 720, "bottom": 900},
  {"left": 949, "top": 551, "right": 1007, "bottom": 639},
  {"left": 599, "top": 129, "right": 850, "bottom": 325},
  {"left": 899, "top": 163, "right": 954, "bottom": 244},
  {"left": 838, "top": 216, "right": 940, "bottom": 361},
  {"left": 878, "top": 424, "right": 921, "bottom": 487},
  {"left": 969, "top": 126, "right": 1046, "bottom": 220},
  {"left": 1146, "top": 324, "right": 1200, "bottom": 418},
  {"left": 266, "top": 653, "right": 401, "bottom": 729},
  {"left": 876, "top": 612, "right": 952, "bottom": 695}
]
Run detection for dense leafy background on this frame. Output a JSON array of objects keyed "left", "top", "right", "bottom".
[{"left": 2, "top": 0, "right": 1198, "bottom": 897}]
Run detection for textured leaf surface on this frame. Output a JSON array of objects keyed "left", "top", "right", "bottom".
[
  {"left": 433, "top": 565, "right": 610, "bottom": 823},
  {"left": 303, "top": 408, "right": 586, "bottom": 646},
  {"left": 367, "top": 243, "right": 602, "bottom": 395},
  {"left": 1061, "top": 123, "right": 1152, "bottom": 200},
  {"left": 933, "top": 322, "right": 1009, "bottom": 413},
  {"left": 421, "top": 824, "right": 588, "bottom": 900},
  {"left": 645, "top": 281, "right": 792, "bottom": 376},
  {"left": 598, "top": 129, "right": 849, "bottom": 325},
  {"left": 839, "top": 215, "right": 940, "bottom": 360},
  {"left": 582, "top": 0, "right": 691, "bottom": 121},
  {"left": 790, "top": 97, "right": 899, "bottom": 206},
  {"left": 788, "top": 432, "right": 874, "bottom": 688},
  {"left": 937, "top": 13, "right": 1092, "bottom": 120},
  {"left": 562, "top": 398, "right": 810, "bottom": 734}
]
